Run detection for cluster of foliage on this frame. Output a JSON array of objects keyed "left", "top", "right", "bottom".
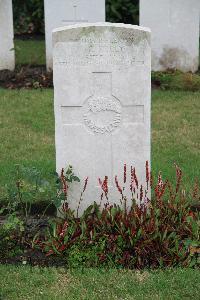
[
  {"left": 13, "top": 0, "right": 139, "bottom": 35},
  {"left": 0, "top": 163, "right": 199, "bottom": 268},
  {"left": 152, "top": 71, "right": 200, "bottom": 91},
  {"left": 1, "top": 165, "right": 56, "bottom": 215},
  {"left": 13, "top": 0, "right": 44, "bottom": 35},
  {"left": 0, "top": 164, "right": 56, "bottom": 260},
  {"left": 34, "top": 164, "right": 200, "bottom": 269},
  {"left": 106, "top": 0, "right": 139, "bottom": 24},
  {"left": 0, "top": 165, "right": 81, "bottom": 261}
]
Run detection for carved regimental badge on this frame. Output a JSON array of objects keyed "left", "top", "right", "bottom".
[
  {"left": 83, "top": 72, "right": 121, "bottom": 134},
  {"left": 83, "top": 95, "right": 121, "bottom": 134}
]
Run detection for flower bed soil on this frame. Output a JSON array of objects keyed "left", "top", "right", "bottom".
[
  {"left": 0, "top": 248, "right": 66, "bottom": 267},
  {"left": 0, "top": 216, "right": 66, "bottom": 267},
  {"left": 0, "top": 66, "right": 53, "bottom": 89}
]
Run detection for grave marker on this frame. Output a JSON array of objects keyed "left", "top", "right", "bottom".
[
  {"left": 44, "top": 0, "right": 105, "bottom": 70},
  {"left": 140, "top": 0, "right": 199, "bottom": 72},
  {"left": 53, "top": 23, "right": 151, "bottom": 214},
  {"left": 0, "top": 0, "right": 15, "bottom": 71}
]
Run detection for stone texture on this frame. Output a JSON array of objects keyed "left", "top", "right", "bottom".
[
  {"left": 140, "top": 0, "right": 199, "bottom": 72},
  {"left": 0, "top": 0, "right": 15, "bottom": 71},
  {"left": 44, "top": 0, "right": 105, "bottom": 71},
  {"left": 53, "top": 23, "right": 151, "bottom": 214}
]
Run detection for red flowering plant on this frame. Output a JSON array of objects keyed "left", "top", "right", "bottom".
[
  {"left": 54, "top": 165, "right": 88, "bottom": 216},
  {"left": 34, "top": 162, "right": 200, "bottom": 269}
]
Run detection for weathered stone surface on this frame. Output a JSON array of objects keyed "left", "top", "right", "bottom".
[
  {"left": 53, "top": 23, "right": 151, "bottom": 214},
  {"left": 44, "top": 0, "right": 105, "bottom": 71},
  {"left": 0, "top": 0, "right": 15, "bottom": 71},
  {"left": 140, "top": 0, "right": 199, "bottom": 72}
]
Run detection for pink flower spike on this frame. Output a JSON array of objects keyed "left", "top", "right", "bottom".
[
  {"left": 102, "top": 176, "right": 108, "bottom": 194},
  {"left": 133, "top": 168, "right": 138, "bottom": 189},
  {"left": 124, "top": 164, "right": 127, "bottom": 184},
  {"left": 146, "top": 161, "right": 150, "bottom": 188},
  {"left": 115, "top": 176, "right": 122, "bottom": 194},
  {"left": 130, "top": 166, "right": 134, "bottom": 192},
  {"left": 98, "top": 176, "right": 108, "bottom": 195},
  {"left": 83, "top": 177, "right": 89, "bottom": 193},
  {"left": 140, "top": 185, "right": 143, "bottom": 202}
]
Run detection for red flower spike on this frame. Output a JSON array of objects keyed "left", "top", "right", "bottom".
[
  {"left": 103, "top": 176, "right": 108, "bottom": 194},
  {"left": 99, "top": 176, "right": 108, "bottom": 195},
  {"left": 146, "top": 161, "right": 150, "bottom": 188},
  {"left": 159, "top": 180, "right": 168, "bottom": 199},
  {"left": 133, "top": 168, "right": 138, "bottom": 189},
  {"left": 83, "top": 177, "right": 89, "bottom": 193},
  {"left": 60, "top": 221, "right": 68, "bottom": 238},
  {"left": 115, "top": 176, "right": 122, "bottom": 194},
  {"left": 62, "top": 202, "right": 68, "bottom": 212},
  {"left": 140, "top": 185, "right": 143, "bottom": 202},
  {"left": 130, "top": 166, "right": 134, "bottom": 192},
  {"left": 124, "top": 164, "right": 127, "bottom": 184}
]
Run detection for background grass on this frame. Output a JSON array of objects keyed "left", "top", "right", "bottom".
[
  {"left": 0, "top": 88, "right": 199, "bottom": 198},
  {"left": 0, "top": 266, "right": 199, "bottom": 300},
  {"left": 0, "top": 88, "right": 54, "bottom": 197},
  {"left": 152, "top": 90, "right": 200, "bottom": 185},
  {"left": 15, "top": 39, "right": 46, "bottom": 66}
]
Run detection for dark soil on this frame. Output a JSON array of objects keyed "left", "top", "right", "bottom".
[
  {"left": 0, "top": 201, "right": 56, "bottom": 216},
  {"left": 0, "top": 66, "right": 53, "bottom": 89},
  {"left": 0, "top": 216, "right": 66, "bottom": 267},
  {"left": 0, "top": 249, "right": 66, "bottom": 267}
]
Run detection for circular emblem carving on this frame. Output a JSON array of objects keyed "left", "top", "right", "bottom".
[{"left": 83, "top": 96, "right": 121, "bottom": 134}]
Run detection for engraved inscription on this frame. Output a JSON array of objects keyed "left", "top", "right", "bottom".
[
  {"left": 83, "top": 96, "right": 121, "bottom": 134},
  {"left": 54, "top": 38, "right": 146, "bottom": 67}
]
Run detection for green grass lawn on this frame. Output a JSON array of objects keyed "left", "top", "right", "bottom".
[
  {"left": 0, "top": 88, "right": 54, "bottom": 195},
  {"left": 0, "top": 266, "right": 199, "bottom": 300},
  {"left": 0, "top": 88, "right": 199, "bottom": 197},
  {"left": 15, "top": 39, "right": 46, "bottom": 66},
  {"left": 152, "top": 90, "right": 200, "bottom": 185}
]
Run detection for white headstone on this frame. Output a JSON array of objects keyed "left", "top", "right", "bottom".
[
  {"left": 44, "top": 0, "right": 105, "bottom": 71},
  {"left": 0, "top": 0, "right": 15, "bottom": 71},
  {"left": 140, "top": 0, "right": 199, "bottom": 72},
  {"left": 53, "top": 23, "right": 151, "bottom": 214}
]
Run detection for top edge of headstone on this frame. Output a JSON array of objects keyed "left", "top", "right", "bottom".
[{"left": 52, "top": 22, "right": 151, "bottom": 34}]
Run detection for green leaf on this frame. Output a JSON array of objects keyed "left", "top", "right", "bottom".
[{"left": 72, "top": 176, "right": 80, "bottom": 182}]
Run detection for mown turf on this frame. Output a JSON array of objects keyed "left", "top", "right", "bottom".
[
  {"left": 0, "top": 266, "right": 199, "bottom": 300},
  {"left": 0, "top": 88, "right": 55, "bottom": 195},
  {"left": 15, "top": 39, "right": 46, "bottom": 66},
  {"left": 152, "top": 90, "right": 200, "bottom": 187},
  {"left": 0, "top": 88, "right": 199, "bottom": 196}
]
